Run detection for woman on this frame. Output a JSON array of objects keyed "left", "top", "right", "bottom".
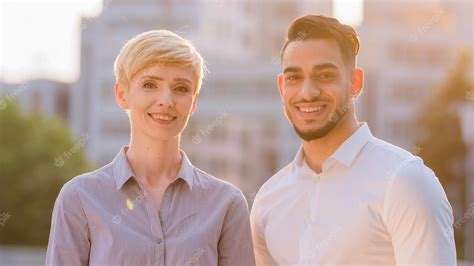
[{"left": 46, "top": 30, "right": 255, "bottom": 265}]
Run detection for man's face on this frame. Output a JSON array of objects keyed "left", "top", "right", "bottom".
[
  {"left": 278, "top": 39, "right": 357, "bottom": 142},
  {"left": 115, "top": 64, "right": 199, "bottom": 141}
]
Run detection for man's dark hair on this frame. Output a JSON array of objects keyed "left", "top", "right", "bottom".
[{"left": 280, "top": 14, "right": 360, "bottom": 68}]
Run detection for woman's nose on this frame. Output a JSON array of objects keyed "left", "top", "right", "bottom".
[{"left": 156, "top": 89, "right": 174, "bottom": 107}]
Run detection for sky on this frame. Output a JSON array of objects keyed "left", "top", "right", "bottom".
[{"left": 0, "top": 0, "right": 363, "bottom": 83}]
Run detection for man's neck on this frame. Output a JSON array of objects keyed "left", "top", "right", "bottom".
[{"left": 302, "top": 116, "right": 360, "bottom": 174}]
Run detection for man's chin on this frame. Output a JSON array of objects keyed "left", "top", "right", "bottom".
[{"left": 293, "top": 121, "right": 337, "bottom": 142}]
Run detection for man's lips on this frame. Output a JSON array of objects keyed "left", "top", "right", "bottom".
[
  {"left": 296, "top": 104, "right": 327, "bottom": 113},
  {"left": 294, "top": 102, "right": 329, "bottom": 113},
  {"left": 294, "top": 103, "right": 329, "bottom": 120}
]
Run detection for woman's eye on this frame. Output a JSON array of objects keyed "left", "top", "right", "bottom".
[
  {"left": 175, "top": 86, "right": 189, "bottom": 93},
  {"left": 143, "top": 82, "right": 156, "bottom": 89}
]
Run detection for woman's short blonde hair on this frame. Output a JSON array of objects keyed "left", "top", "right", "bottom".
[{"left": 113, "top": 30, "right": 206, "bottom": 95}]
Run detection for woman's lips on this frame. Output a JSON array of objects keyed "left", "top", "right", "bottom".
[{"left": 148, "top": 113, "right": 176, "bottom": 125}]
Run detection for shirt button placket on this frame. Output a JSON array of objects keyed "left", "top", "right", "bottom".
[
  {"left": 312, "top": 174, "right": 320, "bottom": 183},
  {"left": 145, "top": 194, "right": 165, "bottom": 266}
]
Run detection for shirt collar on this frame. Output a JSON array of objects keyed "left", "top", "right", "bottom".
[
  {"left": 292, "top": 122, "right": 373, "bottom": 171},
  {"left": 330, "top": 122, "right": 372, "bottom": 167},
  {"left": 176, "top": 151, "right": 195, "bottom": 189},
  {"left": 112, "top": 146, "right": 195, "bottom": 191}
]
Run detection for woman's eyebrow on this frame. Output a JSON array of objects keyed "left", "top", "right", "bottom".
[
  {"left": 174, "top": 77, "right": 193, "bottom": 85},
  {"left": 140, "top": 75, "right": 163, "bottom": 81}
]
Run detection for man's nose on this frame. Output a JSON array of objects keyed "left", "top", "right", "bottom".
[{"left": 300, "top": 79, "right": 321, "bottom": 100}]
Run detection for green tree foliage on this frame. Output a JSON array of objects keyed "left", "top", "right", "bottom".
[
  {"left": 417, "top": 52, "right": 473, "bottom": 259},
  {"left": 0, "top": 102, "right": 90, "bottom": 246}
]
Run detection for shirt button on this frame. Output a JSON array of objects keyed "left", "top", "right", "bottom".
[{"left": 157, "top": 238, "right": 162, "bottom": 244}]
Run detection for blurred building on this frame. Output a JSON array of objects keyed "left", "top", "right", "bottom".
[
  {"left": 358, "top": 0, "right": 473, "bottom": 149},
  {"left": 0, "top": 80, "right": 69, "bottom": 120},
  {"left": 198, "top": 0, "right": 333, "bottom": 64}
]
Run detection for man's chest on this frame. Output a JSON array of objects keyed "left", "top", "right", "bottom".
[{"left": 263, "top": 183, "right": 392, "bottom": 264}]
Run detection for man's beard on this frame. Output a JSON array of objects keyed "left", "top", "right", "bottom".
[{"left": 285, "top": 100, "right": 349, "bottom": 142}]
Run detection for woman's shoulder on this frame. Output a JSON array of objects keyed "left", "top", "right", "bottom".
[
  {"left": 60, "top": 163, "right": 116, "bottom": 196},
  {"left": 192, "top": 166, "right": 245, "bottom": 200}
]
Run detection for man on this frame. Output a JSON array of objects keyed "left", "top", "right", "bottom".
[{"left": 250, "top": 15, "right": 456, "bottom": 265}]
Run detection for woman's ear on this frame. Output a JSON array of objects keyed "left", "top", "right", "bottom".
[
  {"left": 190, "top": 93, "right": 200, "bottom": 115},
  {"left": 115, "top": 82, "right": 129, "bottom": 109}
]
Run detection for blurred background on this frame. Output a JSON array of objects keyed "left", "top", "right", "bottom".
[{"left": 0, "top": 0, "right": 473, "bottom": 264}]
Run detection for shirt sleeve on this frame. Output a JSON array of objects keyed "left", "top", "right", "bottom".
[
  {"left": 46, "top": 181, "right": 90, "bottom": 266},
  {"left": 382, "top": 158, "right": 456, "bottom": 265},
  {"left": 250, "top": 197, "right": 278, "bottom": 266},
  {"left": 217, "top": 189, "right": 256, "bottom": 266}
]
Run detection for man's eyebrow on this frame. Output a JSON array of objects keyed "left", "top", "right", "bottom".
[
  {"left": 312, "top": 63, "right": 338, "bottom": 71},
  {"left": 283, "top": 63, "right": 339, "bottom": 74},
  {"left": 283, "top": 67, "right": 302, "bottom": 74}
]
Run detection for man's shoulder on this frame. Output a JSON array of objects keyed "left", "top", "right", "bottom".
[
  {"left": 365, "top": 136, "right": 419, "bottom": 168},
  {"left": 365, "top": 137, "right": 444, "bottom": 203}
]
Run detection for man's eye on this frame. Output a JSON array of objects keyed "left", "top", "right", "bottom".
[
  {"left": 175, "top": 86, "right": 189, "bottom": 93},
  {"left": 286, "top": 75, "right": 301, "bottom": 81},
  {"left": 143, "top": 82, "right": 156, "bottom": 89},
  {"left": 317, "top": 73, "right": 336, "bottom": 79}
]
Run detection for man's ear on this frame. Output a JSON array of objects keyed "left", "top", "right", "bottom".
[
  {"left": 190, "top": 93, "right": 200, "bottom": 115},
  {"left": 350, "top": 68, "right": 364, "bottom": 99},
  {"left": 277, "top": 73, "right": 285, "bottom": 99},
  {"left": 115, "top": 82, "right": 129, "bottom": 109}
]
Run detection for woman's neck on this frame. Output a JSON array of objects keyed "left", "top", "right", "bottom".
[{"left": 125, "top": 131, "right": 182, "bottom": 188}]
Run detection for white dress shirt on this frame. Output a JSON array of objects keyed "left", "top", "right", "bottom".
[{"left": 250, "top": 123, "right": 456, "bottom": 265}]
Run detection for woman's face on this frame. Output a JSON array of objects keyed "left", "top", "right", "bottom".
[{"left": 115, "top": 64, "right": 198, "bottom": 142}]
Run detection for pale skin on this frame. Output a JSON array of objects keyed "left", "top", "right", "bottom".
[
  {"left": 115, "top": 64, "right": 199, "bottom": 209},
  {"left": 278, "top": 39, "right": 364, "bottom": 174}
]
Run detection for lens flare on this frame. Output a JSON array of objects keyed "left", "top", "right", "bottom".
[{"left": 126, "top": 198, "right": 134, "bottom": 210}]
